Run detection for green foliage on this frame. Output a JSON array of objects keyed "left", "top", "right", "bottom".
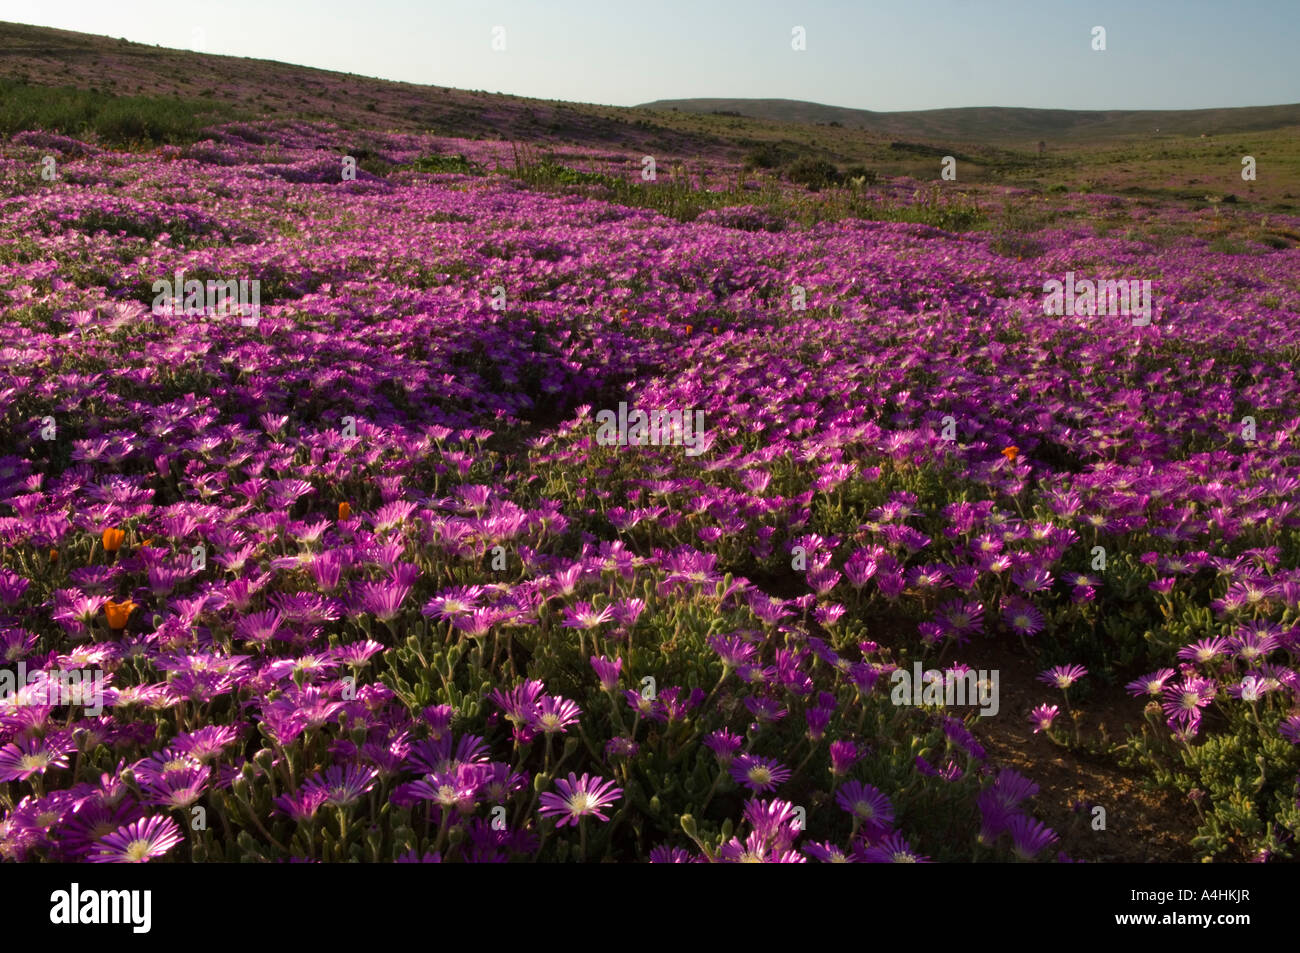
[
  {"left": 988, "top": 199, "right": 1054, "bottom": 257},
  {"left": 507, "top": 146, "right": 766, "bottom": 224},
  {"left": 847, "top": 185, "right": 986, "bottom": 232},
  {"left": 842, "top": 164, "right": 879, "bottom": 185},
  {"left": 1209, "top": 235, "right": 1250, "bottom": 254},
  {"left": 1123, "top": 702, "right": 1300, "bottom": 861},
  {"left": 408, "top": 153, "right": 484, "bottom": 175},
  {"left": 784, "top": 157, "right": 841, "bottom": 190},
  {"left": 743, "top": 142, "right": 798, "bottom": 170},
  {"left": 0, "top": 79, "right": 240, "bottom": 145}
]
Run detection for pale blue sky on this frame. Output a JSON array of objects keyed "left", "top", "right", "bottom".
[{"left": 4, "top": 0, "right": 1297, "bottom": 110}]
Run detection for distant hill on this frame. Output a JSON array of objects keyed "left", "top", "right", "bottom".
[
  {"left": 0, "top": 20, "right": 732, "bottom": 156},
  {"left": 637, "top": 98, "right": 1300, "bottom": 144},
  {"left": 3, "top": 21, "right": 1298, "bottom": 202}
]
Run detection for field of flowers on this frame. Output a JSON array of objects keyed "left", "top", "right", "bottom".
[{"left": 2, "top": 118, "right": 1299, "bottom": 863}]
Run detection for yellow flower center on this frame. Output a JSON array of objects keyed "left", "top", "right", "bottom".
[
  {"left": 568, "top": 793, "right": 592, "bottom": 814},
  {"left": 19, "top": 753, "right": 49, "bottom": 772}
]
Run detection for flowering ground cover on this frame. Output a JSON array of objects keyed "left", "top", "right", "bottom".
[{"left": 2, "top": 115, "right": 1299, "bottom": 864}]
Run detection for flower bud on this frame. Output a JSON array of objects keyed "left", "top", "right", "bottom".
[{"left": 254, "top": 748, "right": 275, "bottom": 772}]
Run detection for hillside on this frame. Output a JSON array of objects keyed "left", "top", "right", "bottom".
[
  {"left": 637, "top": 98, "right": 1300, "bottom": 144},
  {"left": 3, "top": 20, "right": 1299, "bottom": 203}
]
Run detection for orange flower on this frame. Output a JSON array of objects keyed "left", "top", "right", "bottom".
[
  {"left": 104, "top": 599, "right": 136, "bottom": 630},
  {"left": 1001, "top": 446, "right": 1019, "bottom": 462},
  {"left": 684, "top": 325, "right": 693, "bottom": 335},
  {"left": 48, "top": 549, "right": 58, "bottom": 562},
  {"left": 137, "top": 538, "right": 154, "bottom": 549},
  {"left": 102, "top": 527, "right": 125, "bottom": 552},
  {"left": 338, "top": 502, "right": 351, "bottom": 521}
]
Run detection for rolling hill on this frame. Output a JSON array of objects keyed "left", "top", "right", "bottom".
[{"left": 637, "top": 98, "right": 1300, "bottom": 144}]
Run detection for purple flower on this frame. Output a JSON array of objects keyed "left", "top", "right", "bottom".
[
  {"left": 1125, "top": 668, "right": 1176, "bottom": 697},
  {"left": 717, "top": 830, "right": 804, "bottom": 863},
  {"left": 987, "top": 769, "right": 1040, "bottom": 810},
  {"left": 729, "top": 754, "right": 792, "bottom": 793},
  {"left": 802, "top": 840, "right": 854, "bottom": 863},
  {"left": 1279, "top": 715, "right": 1300, "bottom": 745},
  {"left": 0, "top": 734, "right": 75, "bottom": 781},
  {"left": 537, "top": 772, "right": 622, "bottom": 827},
  {"left": 143, "top": 764, "right": 211, "bottom": 809},
  {"left": 1227, "top": 675, "right": 1277, "bottom": 702},
  {"left": 560, "top": 601, "right": 614, "bottom": 630},
  {"left": 1002, "top": 597, "right": 1045, "bottom": 637},
  {"left": 302, "top": 764, "right": 379, "bottom": 808},
  {"left": 488, "top": 679, "right": 546, "bottom": 726},
  {"left": 1006, "top": 815, "right": 1059, "bottom": 861},
  {"left": 743, "top": 694, "right": 788, "bottom": 725},
  {"left": 708, "top": 633, "right": 757, "bottom": 669},
  {"left": 703, "top": 729, "right": 743, "bottom": 766},
  {"left": 1029, "top": 704, "right": 1060, "bottom": 734},
  {"left": 1038, "top": 664, "right": 1087, "bottom": 690},
  {"left": 1177, "top": 636, "right": 1230, "bottom": 664},
  {"left": 834, "top": 780, "right": 894, "bottom": 832},
  {"left": 829, "top": 739, "right": 862, "bottom": 778},
  {"left": 274, "top": 786, "right": 330, "bottom": 821},
  {"left": 590, "top": 655, "right": 623, "bottom": 692},
  {"left": 88, "top": 816, "right": 184, "bottom": 863},
  {"left": 623, "top": 688, "right": 668, "bottom": 722},
  {"left": 649, "top": 845, "right": 699, "bottom": 863},
  {"left": 1161, "top": 676, "right": 1217, "bottom": 729},
  {"left": 529, "top": 695, "right": 582, "bottom": 735},
  {"left": 743, "top": 797, "right": 803, "bottom": 847},
  {"left": 858, "top": 831, "right": 929, "bottom": 863},
  {"left": 604, "top": 736, "right": 639, "bottom": 759},
  {"left": 805, "top": 705, "right": 833, "bottom": 741},
  {"left": 611, "top": 598, "right": 647, "bottom": 628}
]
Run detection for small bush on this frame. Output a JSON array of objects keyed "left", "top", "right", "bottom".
[
  {"left": 409, "top": 153, "right": 484, "bottom": 175},
  {"left": 743, "top": 143, "right": 789, "bottom": 170},
  {"left": 0, "top": 80, "right": 238, "bottom": 146},
  {"left": 842, "top": 164, "right": 878, "bottom": 185},
  {"left": 695, "top": 205, "right": 786, "bottom": 233},
  {"left": 784, "top": 157, "right": 840, "bottom": 190}
]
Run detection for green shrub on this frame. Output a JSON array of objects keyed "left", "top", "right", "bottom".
[
  {"left": 0, "top": 79, "right": 239, "bottom": 145},
  {"left": 408, "top": 153, "right": 483, "bottom": 175},
  {"left": 743, "top": 143, "right": 788, "bottom": 169},
  {"left": 842, "top": 164, "right": 878, "bottom": 185},
  {"left": 784, "top": 157, "right": 840, "bottom": 190}
]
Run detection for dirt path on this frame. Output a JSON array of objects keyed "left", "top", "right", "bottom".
[{"left": 963, "top": 638, "right": 1201, "bottom": 862}]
